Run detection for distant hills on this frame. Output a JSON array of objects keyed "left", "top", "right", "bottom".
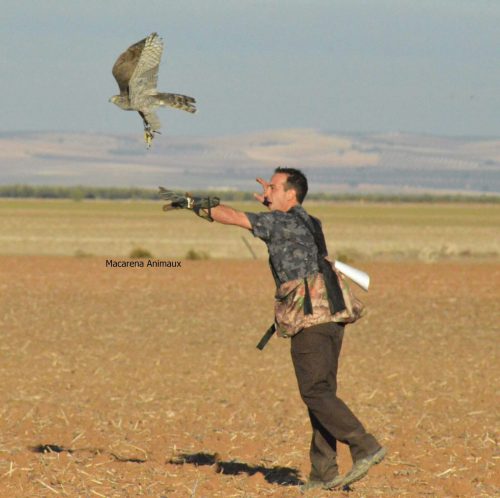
[{"left": 0, "top": 129, "right": 498, "bottom": 194}]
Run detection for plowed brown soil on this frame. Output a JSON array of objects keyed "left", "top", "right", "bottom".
[{"left": 0, "top": 257, "right": 498, "bottom": 497}]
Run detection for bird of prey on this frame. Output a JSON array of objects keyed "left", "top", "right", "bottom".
[{"left": 109, "top": 33, "right": 196, "bottom": 148}]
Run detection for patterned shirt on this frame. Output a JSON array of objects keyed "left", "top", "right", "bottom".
[
  {"left": 245, "top": 205, "right": 366, "bottom": 337},
  {"left": 245, "top": 205, "right": 320, "bottom": 285},
  {"left": 246, "top": 205, "right": 342, "bottom": 337}
]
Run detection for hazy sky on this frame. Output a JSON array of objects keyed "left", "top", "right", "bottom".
[{"left": 1, "top": 0, "right": 499, "bottom": 137}]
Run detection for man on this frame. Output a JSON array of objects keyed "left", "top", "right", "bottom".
[{"left": 191, "top": 167, "right": 386, "bottom": 490}]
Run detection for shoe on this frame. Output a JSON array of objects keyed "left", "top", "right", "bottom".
[
  {"left": 299, "top": 479, "right": 324, "bottom": 493},
  {"left": 299, "top": 474, "right": 343, "bottom": 493},
  {"left": 321, "top": 474, "right": 344, "bottom": 490},
  {"left": 339, "top": 447, "right": 387, "bottom": 488}
]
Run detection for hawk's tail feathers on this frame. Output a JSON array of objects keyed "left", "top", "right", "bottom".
[{"left": 156, "top": 93, "right": 196, "bottom": 113}]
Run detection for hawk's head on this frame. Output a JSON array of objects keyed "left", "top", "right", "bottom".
[{"left": 109, "top": 95, "right": 130, "bottom": 109}]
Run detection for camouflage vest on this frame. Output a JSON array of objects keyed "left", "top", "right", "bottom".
[
  {"left": 273, "top": 213, "right": 366, "bottom": 337},
  {"left": 274, "top": 259, "right": 366, "bottom": 337}
]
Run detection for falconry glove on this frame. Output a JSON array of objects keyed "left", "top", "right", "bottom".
[{"left": 159, "top": 187, "right": 220, "bottom": 222}]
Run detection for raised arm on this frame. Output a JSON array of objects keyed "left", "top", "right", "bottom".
[
  {"left": 204, "top": 177, "right": 271, "bottom": 229},
  {"left": 209, "top": 204, "right": 252, "bottom": 229},
  {"left": 159, "top": 178, "right": 269, "bottom": 230}
]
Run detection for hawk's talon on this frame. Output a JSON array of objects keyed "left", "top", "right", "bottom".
[{"left": 144, "top": 129, "right": 154, "bottom": 148}]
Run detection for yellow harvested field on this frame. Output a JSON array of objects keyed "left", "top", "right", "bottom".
[{"left": 0, "top": 199, "right": 498, "bottom": 260}]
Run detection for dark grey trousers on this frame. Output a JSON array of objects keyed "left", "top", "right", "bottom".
[{"left": 291, "top": 321, "right": 380, "bottom": 481}]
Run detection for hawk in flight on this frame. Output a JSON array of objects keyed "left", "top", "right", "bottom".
[{"left": 110, "top": 33, "right": 196, "bottom": 147}]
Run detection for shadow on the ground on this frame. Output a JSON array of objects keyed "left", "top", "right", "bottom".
[
  {"left": 30, "top": 444, "right": 146, "bottom": 463},
  {"left": 31, "top": 444, "right": 71, "bottom": 454},
  {"left": 30, "top": 445, "right": 302, "bottom": 483},
  {"left": 168, "top": 451, "right": 303, "bottom": 486}
]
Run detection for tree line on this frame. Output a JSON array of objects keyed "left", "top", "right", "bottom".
[{"left": 0, "top": 184, "right": 497, "bottom": 203}]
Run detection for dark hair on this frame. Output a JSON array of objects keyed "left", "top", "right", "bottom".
[{"left": 274, "top": 167, "right": 308, "bottom": 203}]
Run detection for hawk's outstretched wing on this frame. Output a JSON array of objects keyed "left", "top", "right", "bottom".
[
  {"left": 111, "top": 36, "right": 149, "bottom": 96},
  {"left": 129, "top": 33, "right": 164, "bottom": 106}
]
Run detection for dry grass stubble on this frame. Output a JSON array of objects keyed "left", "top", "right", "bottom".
[{"left": 0, "top": 257, "right": 498, "bottom": 496}]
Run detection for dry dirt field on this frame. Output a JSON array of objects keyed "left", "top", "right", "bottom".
[{"left": 0, "top": 256, "right": 498, "bottom": 497}]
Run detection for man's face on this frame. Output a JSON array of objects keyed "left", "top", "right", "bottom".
[{"left": 264, "top": 173, "right": 297, "bottom": 211}]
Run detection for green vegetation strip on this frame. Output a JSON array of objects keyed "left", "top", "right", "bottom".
[{"left": 0, "top": 184, "right": 498, "bottom": 203}]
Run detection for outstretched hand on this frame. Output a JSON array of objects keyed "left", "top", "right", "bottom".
[{"left": 253, "top": 177, "right": 269, "bottom": 204}]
